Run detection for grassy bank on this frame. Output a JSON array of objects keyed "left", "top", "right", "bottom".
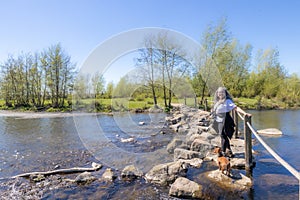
[{"left": 0, "top": 96, "right": 299, "bottom": 113}]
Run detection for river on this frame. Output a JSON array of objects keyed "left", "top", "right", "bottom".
[
  {"left": 247, "top": 110, "right": 300, "bottom": 200},
  {"left": 0, "top": 110, "right": 299, "bottom": 199}
]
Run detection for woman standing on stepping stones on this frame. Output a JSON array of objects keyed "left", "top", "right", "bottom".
[{"left": 212, "top": 87, "right": 247, "bottom": 158}]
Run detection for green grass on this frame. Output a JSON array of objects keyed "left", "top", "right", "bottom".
[
  {"left": 234, "top": 97, "right": 289, "bottom": 110},
  {"left": 234, "top": 97, "right": 258, "bottom": 109},
  {"left": 0, "top": 96, "right": 298, "bottom": 112}
]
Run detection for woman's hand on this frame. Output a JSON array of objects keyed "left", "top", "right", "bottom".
[{"left": 235, "top": 106, "right": 252, "bottom": 117}]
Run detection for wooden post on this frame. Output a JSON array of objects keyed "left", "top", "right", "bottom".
[
  {"left": 244, "top": 114, "right": 253, "bottom": 177},
  {"left": 204, "top": 98, "right": 208, "bottom": 111},
  {"left": 184, "top": 97, "right": 187, "bottom": 105},
  {"left": 233, "top": 110, "right": 238, "bottom": 138},
  {"left": 194, "top": 96, "right": 197, "bottom": 108}
]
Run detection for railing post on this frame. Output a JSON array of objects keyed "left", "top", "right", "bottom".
[
  {"left": 244, "top": 114, "right": 253, "bottom": 177},
  {"left": 233, "top": 110, "right": 238, "bottom": 138}
]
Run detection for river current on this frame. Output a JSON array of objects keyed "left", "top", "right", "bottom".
[{"left": 0, "top": 110, "right": 299, "bottom": 199}]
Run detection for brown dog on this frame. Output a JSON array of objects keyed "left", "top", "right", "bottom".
[{"left": 213, "top": 147, "right": 231, "bottom": 176}]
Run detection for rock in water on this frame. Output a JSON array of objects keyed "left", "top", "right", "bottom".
[
  {"left": 169, "top": 177, "right": 203, "bottom": 198},
  {"left": 120, "top": 137, "right": 135, "bottom": 143},
  {"left": 121, "top": 165, "right": 143, "bottom": 180},
  {"left": 102, "top": 168, "right": 117, "bottom": 181},
  {"left": 206, "top": 169, "right": 252, "bottom": 190},
  {"left": 75, "top": 172, "right": 96, "bottom": 184},
  {"left": 257, "top": 128, "right": 283, "bottom": 136},
  {"left": 92, "top": 162, "right": 102, "bottom": 169},
  {"left": 145, "top": 161, "right": 188, "bottom": 185}
]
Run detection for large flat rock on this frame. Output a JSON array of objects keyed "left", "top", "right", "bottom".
[{"left": 257, "top": 128, "right": 283, "bottom": 136}]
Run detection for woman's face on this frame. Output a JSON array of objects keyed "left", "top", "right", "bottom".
[{"left": 217, "top": 89, "right": 226, "bottom": 99}]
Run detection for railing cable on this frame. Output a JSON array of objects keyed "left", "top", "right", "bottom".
[{"left": 247, "top": 122, "right": 300, "bottom": 180}]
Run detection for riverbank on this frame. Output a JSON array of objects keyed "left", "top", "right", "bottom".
[
  {"left": 0, "top": 110, "right": 109, "bottom": 118},
  {"left": 234, "top": 97, "right": 300, "bottom": 110},
  {"left": 1, "top": 96, "right": 299, "bottom": 114}
]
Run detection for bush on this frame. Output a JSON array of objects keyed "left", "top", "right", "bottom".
[
  {"left": 147, "top": 101, "right": 154, "bottom": 105},
  {"left": 46, "top": 107, "right": 61, "bottom": 112},
  {"left": 136, "top": 95, "right": 145, "bottom": 101},
  {"left": 94, "top": 101, "right": 104, "bottom": 112}
]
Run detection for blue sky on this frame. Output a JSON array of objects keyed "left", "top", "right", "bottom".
[{"left": 1, "top": 0, "right": 300, "bottom": 84}]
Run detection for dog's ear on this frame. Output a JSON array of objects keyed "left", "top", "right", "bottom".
[
  {"left": 213, "top": 146, "right": 220, "bottom": 153},
  {"left": 213, "top": 147, "right": 217, "bottom": 153}
]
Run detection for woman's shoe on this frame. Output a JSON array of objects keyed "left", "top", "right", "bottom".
[
  {"left": 227, "top": 150, "right": 234, "bottom": 158},
  {"left": 219, "top": 151, "right": 226, "bottom": 157}
]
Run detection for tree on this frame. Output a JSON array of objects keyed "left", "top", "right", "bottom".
[
  {"left": 104, "top": 81, "right": 114, "bottom": 99},
  {"left": 277, "top": 73, "right": 300, "bottom": 106},
  {"left": 196, "top": 18, "right": 252, "bottom": 100},
  {"left": 43, "top": 44, "right": 76, "bottom": 107},
  {"left": 73, "top": 73, "right": 90, "bottom": 99},
  {"left": 113, "top": 76, "right": 135, "bottom": 98},
  {"left": 135, "top": 31, "right": 193, "bottom": 109},
  {"left": 136, "top": 34, "right": 159, "bottom": 106},
  {"left": 216, "top": 40, "right": 252, "bottom": 97},
  {"left": 151, "top": 32, "right": 191, "bottom": 108},
  {"left": 196, "top": 18, "right": 231, "bottom": 102},
  {"left": 254, "top": 48, "right": 286, "bottom": 98},
  {"left": 91, "top": 72, "right": 105, "bottom": 98},
  {"left": 0, "top": 44, "right": 76, "bottom": 109}
]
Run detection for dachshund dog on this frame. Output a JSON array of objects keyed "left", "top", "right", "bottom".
[{"left": 213, "top": 147, "right": 231, "bottom": 176}]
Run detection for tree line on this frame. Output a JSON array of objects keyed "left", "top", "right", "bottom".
[
  {"left": 1, "top": 19, "right": 300, "bottom": 110},
  {"left": 112, "top": 19, "right": 300, "bottom": 108},
  {"left": 0, "top": 44, "right": 76, "bottom": 109}
]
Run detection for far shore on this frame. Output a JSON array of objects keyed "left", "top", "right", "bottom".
[
  {"left": 0, "top": 110, "right": 113, "bottom": 119},
  {"left": 0, "top": 102, "right": 299, "bottom": 119}
]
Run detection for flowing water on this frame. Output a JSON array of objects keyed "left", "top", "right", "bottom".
[{"left": 0, "top": 110, "right": 299, "bottom": 199}]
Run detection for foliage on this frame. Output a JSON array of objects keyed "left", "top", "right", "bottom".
[
  {"left": 136, "top": 31, "right": 193, "bottom": 109},
  {"left": 1, "top": 20, "right": 300, "bottom": 112},
  {"left": 0, "top": 44, "right": 76, "bottom": 109}
]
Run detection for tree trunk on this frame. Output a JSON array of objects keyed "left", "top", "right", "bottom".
[{"left": 151, "top": 83, "right": 157, "bottom": 106}]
